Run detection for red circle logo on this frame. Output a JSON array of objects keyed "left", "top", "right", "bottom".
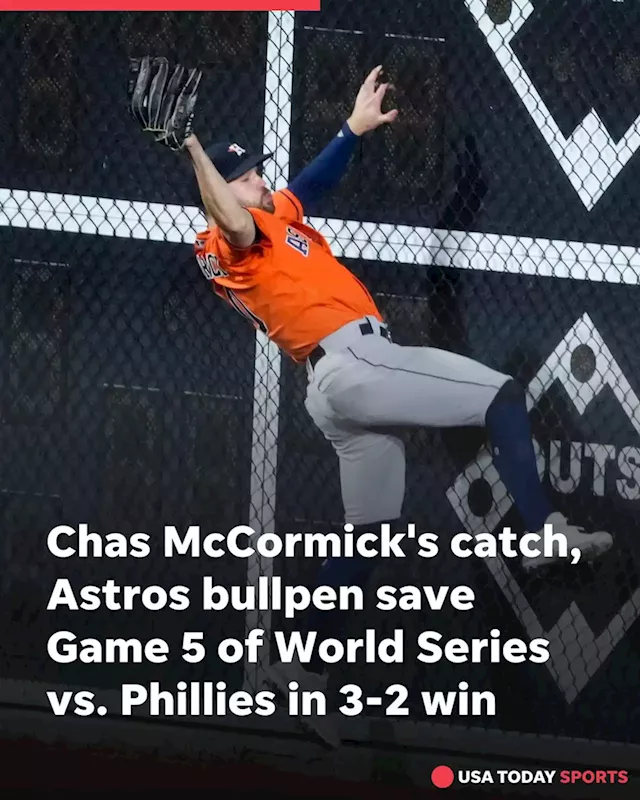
[{"left": 431, "top": 765, "right": 455, "bottom": 789}]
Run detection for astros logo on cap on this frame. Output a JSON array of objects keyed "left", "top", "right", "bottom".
[{"left": 228, "top": 144, "right": 246, "bottom": 156}]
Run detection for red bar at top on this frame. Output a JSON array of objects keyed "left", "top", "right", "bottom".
[{"left": 0, "top": 0, "right": 319, "bottom": 9}]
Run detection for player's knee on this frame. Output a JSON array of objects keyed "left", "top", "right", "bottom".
[{"left": 486, "top": 378, "right": 525, "bottom": 413}]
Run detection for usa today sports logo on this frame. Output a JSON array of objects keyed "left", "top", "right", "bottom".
[{"left": 430, "top": 765, "right": 629, "bottom": 789}]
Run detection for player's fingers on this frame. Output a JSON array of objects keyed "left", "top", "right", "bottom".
[
  {"left": 365, "top": 64, "right": 383, "bottom": 84},
  {"left": 381, "top": 108, "right": 399, "bottom": 124},
  {"left": 374, "top": 82, "right": 390, "bottom": 102}
]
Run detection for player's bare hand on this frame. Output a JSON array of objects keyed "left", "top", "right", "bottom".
[{"left": 346, "top": 65, "right": 398, "bottom": 136}]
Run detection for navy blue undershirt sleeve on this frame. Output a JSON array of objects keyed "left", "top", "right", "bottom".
[{"left": 287, "top": 121, "right": 359, "bottom": 213}]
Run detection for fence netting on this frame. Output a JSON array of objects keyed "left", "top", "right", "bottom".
[{"left": 0, "top": 2, "right": 638, "bottom": 757}]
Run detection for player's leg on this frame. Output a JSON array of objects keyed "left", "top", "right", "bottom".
[
  {"left": 299, "top": 418, "right": 406, "bottom": 656},
  {"left": 319, "top": 338, "right": 612, "bottom": 568},
  {"left": 320, "top": 340, "right": 550, "bottom": 526},
  {"left": 266, "top": 386, "right": 406, "bottom": 747}
]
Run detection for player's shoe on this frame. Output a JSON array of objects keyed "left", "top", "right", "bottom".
[
  {"left": 521, "top": 511, "right": 613, "bottom": 572},
  {"left": 265, "top": 659, "right": 341, "bottom": 748}
]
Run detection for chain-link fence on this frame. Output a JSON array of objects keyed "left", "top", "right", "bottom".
[{"left": 0, "top": 2, "right": 639, "bottom": 779}]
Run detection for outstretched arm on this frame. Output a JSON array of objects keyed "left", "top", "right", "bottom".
[
  {"left": 288, "top": 65, "right": 398, "bottom": 211},
  {"left": 185, "top": 134, "right": 256, "bottom": 248},
  {"left": 127, "top": 58, "right": 255, "bottom": 247},
  {"left": 287, "top": 122, "right": 359, "bottom": 210}
]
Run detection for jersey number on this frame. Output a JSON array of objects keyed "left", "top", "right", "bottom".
[{"left": 223, "top": 288, "right": 268, "bottom": 335}]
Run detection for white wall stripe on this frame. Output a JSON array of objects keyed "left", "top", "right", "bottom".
[
  {"left": 0, "top": 188, "right": 202, "bottom": 242},
  {"left": 310, "top": 219, "right": 640, "bottom": 285},
  {"left": 2, "top": 187, "right": 639, "bottom": 285},
  {"left": 243, "top": 11, "right": 295, "bottom": 694}
]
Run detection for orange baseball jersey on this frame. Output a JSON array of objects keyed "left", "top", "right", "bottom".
[{"left": 193, "top": 188, "right": 383, "bottom": 362}]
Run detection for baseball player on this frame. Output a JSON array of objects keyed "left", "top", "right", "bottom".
[{"left": 128, "top": 58, "right": 613, "bottom": 748}]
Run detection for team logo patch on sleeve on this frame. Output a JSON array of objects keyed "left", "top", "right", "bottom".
[{"left": 285, "top": 226, "right": 310, "bottom": 257}]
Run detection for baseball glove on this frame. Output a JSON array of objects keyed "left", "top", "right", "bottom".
[{"left": 128, "top": 56, "right": 202, "bottom": 151}]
